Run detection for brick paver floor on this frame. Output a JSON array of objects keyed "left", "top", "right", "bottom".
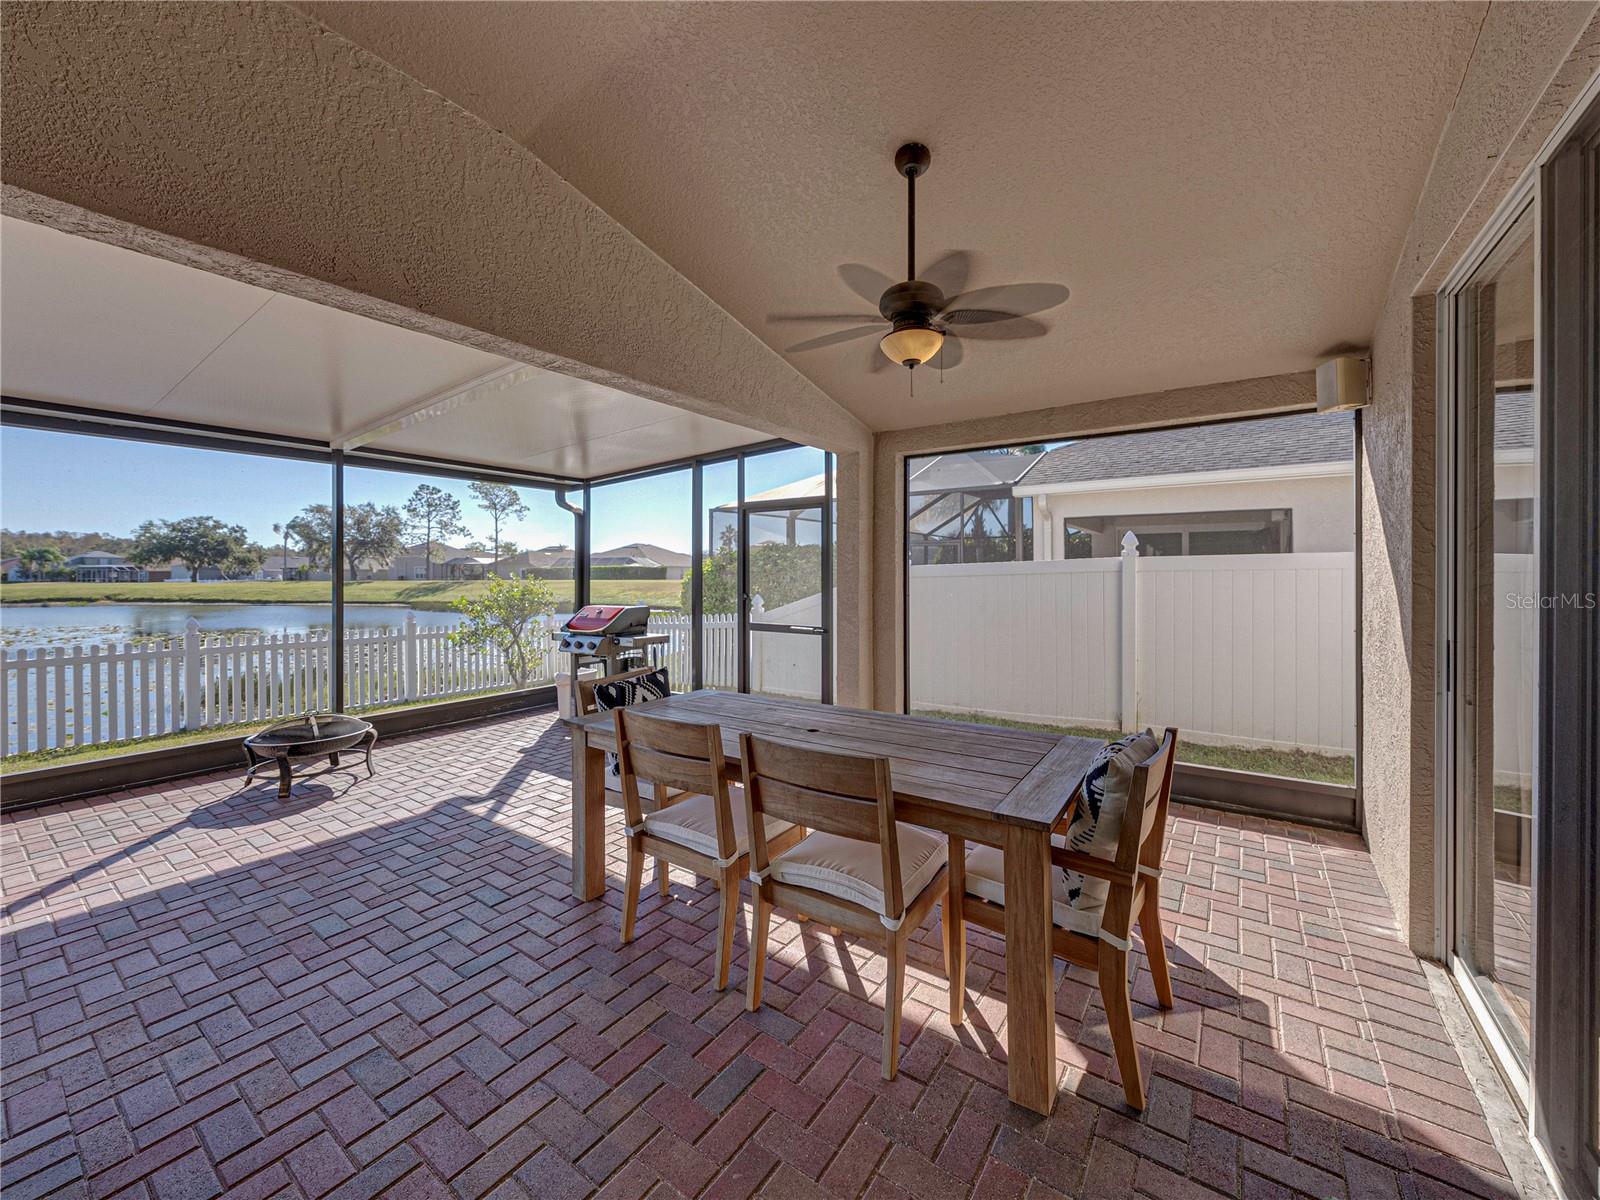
[{"left": 2, "top": 708, "right": 1520, "bottom": 1199}]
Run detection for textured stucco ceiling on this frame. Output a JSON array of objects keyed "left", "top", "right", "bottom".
[{"left": 299, "top": 0, "right": 1485, "bottom": 432}]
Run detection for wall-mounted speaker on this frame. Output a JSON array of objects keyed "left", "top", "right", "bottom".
[{"left": 1316, "top": 355, "right": 1370, "bottom": 413}]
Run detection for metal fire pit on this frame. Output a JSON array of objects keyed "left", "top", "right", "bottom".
[{"left": 243, "top": 712, "right": 377, "bottom": 798}]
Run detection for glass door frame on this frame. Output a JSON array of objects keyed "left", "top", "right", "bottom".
[
  {"left": 1437, "top": 195, "right": 1537, "bottom": 1103},
  {"left": 737, "top": 491, "right": 834, "bottom": 704}
]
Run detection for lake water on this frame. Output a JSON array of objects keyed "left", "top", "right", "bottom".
[{"left": 0, "top": 603, "right": 472, "bottom": 650}]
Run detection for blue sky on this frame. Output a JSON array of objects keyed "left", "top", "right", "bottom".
[{"left": 1, "top": 427, "right": 826, "bottom": 556}]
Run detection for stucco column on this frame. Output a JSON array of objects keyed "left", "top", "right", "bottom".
[{"left": 1361, "top": 293, "right": 1438, "bottom": 954}]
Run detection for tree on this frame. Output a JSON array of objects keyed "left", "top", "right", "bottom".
[
  {"left": 284, "top": 503, "right": 404, "bottom": 579},
  {"left": 285, "top": 507, "right": 332, "bottom": 573},
  {"left": 220, "top": 544, "right": 267, "bottom": 580},
  {"left": 686, "top": 525, "right": 822, "bottom": 616},
  {"left": 18, "top": 545, "right": 63, "bottom": 580},
  {"left": 468, "top": 481, "right": 528, "bottom": 578},
  {"left": 127, "top": 516, "right": 252, "bottom": 580},
  {"left": 448, "top": 576, "right": 556, "bottom": 688},
  {"left": 343, "top": 503, "right": 405, "bottom": 579},
  {"left": 403, "top": 485, "right": 469, "bottom": 580}
]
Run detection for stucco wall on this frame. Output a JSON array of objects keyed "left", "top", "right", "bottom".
[
  {"left": 1359, "top": 6, "right": 1598, "bottom": 954},
  {"left": 0, "top": 1, "right": 880, "bottom": 704}
]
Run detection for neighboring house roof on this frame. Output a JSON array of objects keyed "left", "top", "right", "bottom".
[
  {"left": 909, "top": 451, "right": 1046, "bottom": 494},
  {"left": 399, "top": 542, "right": 472, "bottom": 559},
  {"left": 592, "top": 542, "right": 691, "bottom": 568},
  {"left": 66, "top": 549, "right": 130, "bottom": 564},
  {"left": 1023, "top": 413, "right": 1353, "bottom": 489}
]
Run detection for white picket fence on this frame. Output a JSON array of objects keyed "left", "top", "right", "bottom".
[
  {"left": 910, "top": 541, "right": 1359, "bottom": 755},
  {"left": 0, "top": 610, "right": 752, "bottom": 757}
]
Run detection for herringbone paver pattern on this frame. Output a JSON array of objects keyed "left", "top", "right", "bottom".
[{"left": 2, "top": 709, "right": 1518, "bottom": 1199}]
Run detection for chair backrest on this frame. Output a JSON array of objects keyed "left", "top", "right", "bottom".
[
  {"left": 1110, "top": 726, "right": 1179, "bottom": 879},
  {"left": 739, "top": 733, "right": 906, "bottom": 920},
  {"left": 577, "top": 666, "right": 655, "bottom": 716},
  {"left": 613, "top": 709, "right": 735, "bottom": 858}
]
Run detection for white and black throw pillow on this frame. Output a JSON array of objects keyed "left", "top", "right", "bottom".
[
  {"left": 1060, "top": 728, "right": 1159, "bottom": 912},
  {"left": 593, "top": 668, "right": 671, "bottom": 777}
]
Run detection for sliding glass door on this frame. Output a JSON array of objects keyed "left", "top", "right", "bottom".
[
  {"left": 1446, "top": 203, "right": 1537, "bottom": 1073},
  {"left": 1442, "top": 92, "right": 1598, "bottom": 1199}
]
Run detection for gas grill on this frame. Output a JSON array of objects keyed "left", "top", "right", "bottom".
[{"left": 556, "top": 605, "right": 668, "bottom": 711}]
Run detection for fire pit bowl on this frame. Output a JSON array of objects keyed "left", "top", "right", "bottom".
[{"left": 243, "top": 712, "right": 377, "bottom": 798}]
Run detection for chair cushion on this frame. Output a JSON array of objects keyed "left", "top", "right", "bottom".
[
  {"left": 642, "top": 789, "right": 793, "bottom": 862},
  {"left": 1059, "top": 729, "right": 1159, "bottom": 913},
  {"left": 768, "top": 824, "right": 946, "bottom": 918},
  {"left": 963, "top": 841, "right": 1107, "bottom": 939}
]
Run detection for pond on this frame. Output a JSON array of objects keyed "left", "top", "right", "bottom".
[{"left": 0, "top": 603, "right": 474, "bottom": 651}]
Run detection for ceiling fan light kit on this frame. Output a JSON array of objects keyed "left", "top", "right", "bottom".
[{"left": 773, "top": 142, "right": 1069, "bottom": 387}]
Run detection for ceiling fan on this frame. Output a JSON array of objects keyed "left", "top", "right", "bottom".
[{"left": 772, "top": 143, "right": 1069, "bottom": 381}]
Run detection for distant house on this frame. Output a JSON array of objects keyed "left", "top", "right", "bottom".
[
  {"left": 369, "top": 542, "right": 472, "bottom": 581},
  {"left": 589, "top": 543, "right": 691, "bottom": 580},
  {"left": 1, "top": 557, "right": 24, "bottom": 582},
  {"left": 1018, "top": 413, "right": 1356, "bottom": 559},
  {"left": 442, "top": 554, "right": 496, "bottom": 580},
  {"left": 64, "top": 550, "right": 147, "bottom": 582},
  {"left": 259, "top": 551, "right": 329, "bottom": 582}
]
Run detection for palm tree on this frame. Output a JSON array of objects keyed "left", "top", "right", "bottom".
[
  {"left": 273, "top": 522, "right": 288, "bottom": 582},
  {"left": 18, "top": 545, "right": 63, "bottom": 581}
]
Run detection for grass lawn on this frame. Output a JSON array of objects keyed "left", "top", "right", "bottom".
[
  {"left": 914, "top": 709, "right": 1356, "bottom": 785},
  {"left": 0, "top": 579, "right": 684, "bottom": 611}
]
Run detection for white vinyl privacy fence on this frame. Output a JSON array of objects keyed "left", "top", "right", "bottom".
[{"left": 910, "top": 542, "right": 1358, "bottom": 756}]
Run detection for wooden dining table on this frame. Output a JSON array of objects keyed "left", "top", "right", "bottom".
[{"left": 564, "top": 689, "right": 1102, "bottom": 1115}]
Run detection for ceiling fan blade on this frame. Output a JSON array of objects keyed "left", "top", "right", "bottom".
[
  {"left": 940, "top": 308, "right": 1020, "bottom": 325},
  {"left": 945, "top": 315, "right": 1048, "bottom": 340},
  {"left": 784, "top": 325, "right": 883, "bottom": 353},
  {"left": 940, "top": 282, "right": 1069, "bottom": 320},
  {"left": 768, "top": 313, "right": 878, "bottom": 324},
  {"left": 932, "top": 334, "right": 964, "bottom": 370},
  {"left": 838, "top": 263, "right": 895, "bottom": 306},
  {"left": 918, "top": 250, "right": 971, "bottom": 299}
]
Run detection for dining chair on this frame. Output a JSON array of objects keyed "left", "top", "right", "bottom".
[
  {"left": 955, "top": 726, "right": 1179, "bottom": 1110},
  {"left": 739, "top": 733, "right": 952, "bottom": 1080},
  {"left": 613, "top": 708, "right": 804, "bottom": 989},
  {"left": 582, "top": 666, "right": 675, "bottom": 897}
]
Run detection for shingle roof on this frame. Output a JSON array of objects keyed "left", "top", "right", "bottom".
[{"left": 1024, "top": 413, "right": 1353, "bottom": 488}]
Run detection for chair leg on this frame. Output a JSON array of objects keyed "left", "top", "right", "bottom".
[
  {"left": 1140, "top": 885, "right": 1173, "bottom": 1010},
  {"left": 1098, "top": 944, "right": 1145, "bottom": 1110},
  {"left": 883, "top": 935, "right": 906, "bottom": 1080},
  {"left": 714, "top": 864, "right": 742, "bottom": 991},
  {"left": 746, "top": 888, "right": 772, "bottom": 1011},
  {"left": 657, "top": 856, "right": 670, "bottom": 897},
  {"left": 944, "top": 837, "right": 966, "bottom": 1026},
  {"left": 621, "top": 844, "right": 643, "bottom": 946}
]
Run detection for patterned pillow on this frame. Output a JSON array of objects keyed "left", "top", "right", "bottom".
[
  {"left": 593, "top": 668, "right": 671, "bottom": 777},
  {"left": 1059, "top": 728, "right": 1159, "bottom": 912}
]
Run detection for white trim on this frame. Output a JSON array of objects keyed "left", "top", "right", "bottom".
[
  {"left": 1450, "top": 957, "right": 1533, "bottom": 1114},
  {"left": 1014, "top": 460, "right": 1351, "bottom": 498}
]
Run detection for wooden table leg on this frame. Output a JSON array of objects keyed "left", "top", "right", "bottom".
[
  {"left": 1003, "top": 823, "right": 1057, "bottom": 1114},
  {"left": 570, "top": 728, "right": 607, "bottom": 901}
]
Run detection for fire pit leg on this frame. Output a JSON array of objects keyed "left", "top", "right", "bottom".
[
  {"left": 276, "top": 759, "right": 294, "bottom": 799},
  {"left": 362, "top": 731, "right": 377, "bottom": 778},
  {"left": 328, "top": 752, "right": 341, "bottom": 768}
]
